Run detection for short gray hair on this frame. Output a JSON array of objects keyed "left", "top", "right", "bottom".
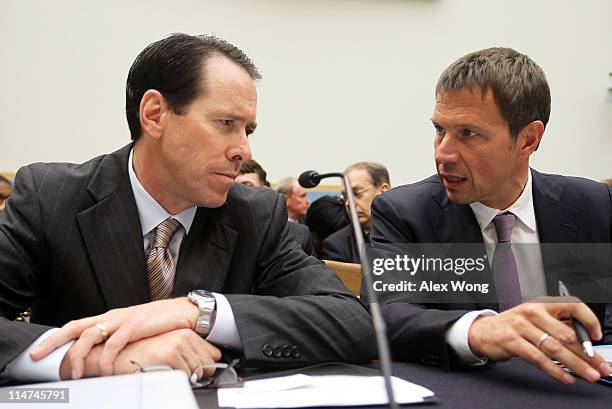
[{"left": 276, "top": 176, "right": 297, "bottom": 195}]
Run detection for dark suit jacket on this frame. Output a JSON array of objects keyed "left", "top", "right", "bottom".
[
  {"left": 287, "top": 221, "right": 316, "bottom": 257},
  {"left": 0, "top": 144, "right": 376, "bottom": 376},
  {"left": 321, "top": 225, "right": 367, "bottom": 264},
  {"left": 369, "top": 170, "right": 612, "bottom": 369}
]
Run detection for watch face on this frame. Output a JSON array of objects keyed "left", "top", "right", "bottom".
[{"left": 192, "top": 290, "right": 214, "bottom": 299}]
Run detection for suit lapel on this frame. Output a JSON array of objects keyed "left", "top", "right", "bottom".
[
  {"left": 531, "top": 169, "right": 579, "bottom": 295},
  {"left": 532, "top": 170, "right": 578, "bottom": 243},
  {"left": 76, "top": 144, "right": 150, "bottom": 310},
  {"left": 429, "top": 189, "right": 483, "bottom": 244},
  {"left": 429, "top": 189, "right": 497, "bottom": 309},
  {"left": 172, "top": 206, "right": 238, "bottom": 295}
]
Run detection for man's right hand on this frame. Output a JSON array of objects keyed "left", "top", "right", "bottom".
[
  {"left": 468, "top": 298, "right": 612, "bottom": 384},
  {"left": 60, "top": 329, "right": 222, "bottom": 380},
  {"left": 35, "top": 297, "right": 199, "bottom": 378}
]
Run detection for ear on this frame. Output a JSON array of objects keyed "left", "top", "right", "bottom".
[
  {"left": 139, "top": 90, "right": 169, "bottom": 140},
  {"left": 378, "top": 183, "right": 390, "bottom": 194},
  {"left": 516, "top": 120, "right": 544, "bottom": 158}
]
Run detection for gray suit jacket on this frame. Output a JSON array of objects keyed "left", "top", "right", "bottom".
[{"left": 0, "top": 144, "right": 375, "bottom": 377}]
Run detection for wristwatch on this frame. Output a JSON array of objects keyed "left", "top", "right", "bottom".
[{"left": 187, "top": 290, "right": 216, "bottom": 337}]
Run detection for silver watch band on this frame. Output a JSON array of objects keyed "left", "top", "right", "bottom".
[{"left": 187, "top": 290, "right": 216, "bottom": 337}]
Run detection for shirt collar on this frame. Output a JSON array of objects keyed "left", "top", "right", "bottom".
[
  {"left": 128, "top": 148, "right": 197, "bottom": 236},
  {"left": 469, "top": 169, "right": 537, "bottom": 233}
]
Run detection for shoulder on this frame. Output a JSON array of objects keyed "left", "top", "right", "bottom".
[
  {"left": 373, "top": 175, "right": 444, "bottom": 215},
  {"left": 324, "top": 224, "right": 353, "bottom": 243},
  {"left": 226, "top": 183, "right": 284, "bottom": 211},
  {"left": 12, "top": 151, "right": 117, "bottom": 212},
  {"left": 533, "top": 170, "right": 611, "bottom": 206},
  {"left": 288, "top": 221, "right": 309, "bottom": 233},
  {"left": 221, "top": 184, "right": 289, "bottom": 229},
  {"left": 16, "top": 154, "right": 106, "bottom": 190}
]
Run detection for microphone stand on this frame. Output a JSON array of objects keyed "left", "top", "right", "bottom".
[
  {"left": 301, "top": 171, "right": 398, "bottom": 409},
  {"left": 341, "top": 173, "right": 398, "bottom": 409}
]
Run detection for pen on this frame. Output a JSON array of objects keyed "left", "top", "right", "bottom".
[
  {"left": 558, "top": 281, "right": 595, "bottom": 358},
  {"left": 572, "top": 318, "right": 594, "bottom": 358}
]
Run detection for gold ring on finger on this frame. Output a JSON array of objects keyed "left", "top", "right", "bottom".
[{"left": 96, "top": 323, "right": 109, "bottom": 340}]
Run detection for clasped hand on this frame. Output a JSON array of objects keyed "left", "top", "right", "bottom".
[{"left": 30, "top": 298, "right": 220, "bottom": 379}]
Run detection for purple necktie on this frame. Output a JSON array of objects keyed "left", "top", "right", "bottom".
[{"left": 492, "top": 213, "right": 522, "bottom": 311}]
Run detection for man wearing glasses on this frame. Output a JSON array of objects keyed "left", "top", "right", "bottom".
[{"left": 321, "top": 162, "right": 390, "bottom": 263}]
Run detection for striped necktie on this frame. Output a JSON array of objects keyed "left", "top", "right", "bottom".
[{"left": 147, "top": 218, "right": 180, "bottom": 301}]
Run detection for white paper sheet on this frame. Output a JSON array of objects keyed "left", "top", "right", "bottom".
[
  {"left": 218, "top": 374, "right": 434, "bottom": 408},
  {"left": 0, "top": 370, "right": 198, "bottom": 409},
  {"left": 594, "top": 345, "right": 612, "bottom": 363}
]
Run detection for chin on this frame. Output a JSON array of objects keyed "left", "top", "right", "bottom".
[
  {"left": 446, "top": 192, "right": 473, "bottom": 205},
  {"left": 197, "top": 192, "right": 229, "bottom": 208}
]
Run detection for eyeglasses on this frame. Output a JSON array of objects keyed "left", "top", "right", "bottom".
[
  {"left": 341, "top": 185, "right": 376, "bottom": 202},
  {"left": 131, "top": 359, "right": 244, "bottom": 389},
  {"left": 189, "top": 360, "right": 243, "bottom": 389}
]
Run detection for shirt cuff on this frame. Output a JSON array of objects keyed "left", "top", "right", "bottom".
[
  {"left": 4, "top": 328, "right": 74, "bottom": 382},
  {"left": 207, "top": 293, "right": 242, "bottom": 351},
  {"left": 445, "top": 309, "right": 497, "bottom": 366}
]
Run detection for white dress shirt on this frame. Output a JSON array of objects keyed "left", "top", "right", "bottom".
[
  {"left": 5, "top": 149, "right": 241, "bottom": 381},
  {"left": 446, "top": 169, "right": 547, "bottom": 363}
]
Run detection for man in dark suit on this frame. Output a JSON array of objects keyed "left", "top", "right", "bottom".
[
  {"left": 321, "top": 162, "right": 390, "bottom": 263},
  {"left": 237, "top": 159, "right": 316, "bottom": 256},
  {"left": 370, "top": 47, "right": 612, "bottom": 384},
  {"left": 0, "top": 33, "right": 375, "bottom": 383}
]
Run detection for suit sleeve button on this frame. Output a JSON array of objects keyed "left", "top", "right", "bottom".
[
  {"left": 282, "top": 344, "right": 291, "bottom": 357},
  {"left": 272, "top": 345, "right": 282, "bottom": 358},
  {"left": 262, "top": 344, "right": 273, "bottom": 357}
]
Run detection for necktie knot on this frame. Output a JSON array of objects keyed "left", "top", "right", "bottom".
[
  {"left": 153, "top": 218, "right": 180, "bottom": 249},
  {"left": 493, "top": 213, "right": 516, "bottom": 244}
]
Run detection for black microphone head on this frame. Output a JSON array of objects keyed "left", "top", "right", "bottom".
[{"left": 298, "top": 170, "right": 321, "bottom": 188}]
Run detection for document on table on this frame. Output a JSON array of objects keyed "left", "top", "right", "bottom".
[
  {"left": 594, "top": 345, "right": 612, "bottom": 363},
  {"left": 217, "top": 374, "right": 435, "bottom": 408},
  {"left": 0, "top": 370, "right": 198, "bottom": 409}
]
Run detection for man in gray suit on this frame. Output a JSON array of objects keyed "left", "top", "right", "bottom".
[{"left": 0, "top": 33, "right": 375, "bottom": 382}]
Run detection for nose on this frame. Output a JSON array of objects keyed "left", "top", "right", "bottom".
[
  {"left": 228, "top": 133, "right": 252, "bottom": 163},
  {"left": 434, "top": 133, "right": 459, "bottom": 167}
]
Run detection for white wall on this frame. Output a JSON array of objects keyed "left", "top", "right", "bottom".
[{"left": 1, "top": 0, "right": 611, "bottom": 186}]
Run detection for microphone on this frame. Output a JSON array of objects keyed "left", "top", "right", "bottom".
[
  {"left": 298, "top": 170, "right": 343, "bottom": 189},
  {"left": 298, "top": 170, "right": 398, "bottom": 409}
]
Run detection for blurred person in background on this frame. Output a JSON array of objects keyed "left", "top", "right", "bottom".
[
  {"left": 0, "top": 176, "right": 12, "bottom": 212},
  {"left": 277, "top": 176, "right": 309, "bottom": 223},
  {"left": 236, "top": 159, "right": 270, "bottom": 187},
  {"left": 306, "top": 195, "right": 350, "bottom": 259},
  {"left": 321, "top": 162, "right": 390, "bottom": 263}
]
